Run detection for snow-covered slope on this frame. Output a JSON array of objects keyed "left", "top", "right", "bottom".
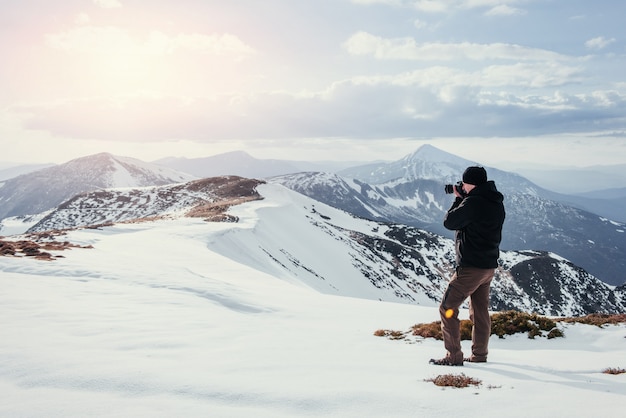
[
  {"left": 1, "top": 186, "right": 625, "bottom": 417},
  {"left": 8, "top": 178, "right": 625, "bottom": 316}
]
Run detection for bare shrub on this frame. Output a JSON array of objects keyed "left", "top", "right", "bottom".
[
  {"left": 0, "top": 241, "right": 16, "bottom": 255},
  {"left": 491, "top": 310, "right": 560, "bottom": 339},
  {"left": 374, "top": 329, "right": 406, "bottom": 340},
  {"left": 412, "top": 321, "right": 444, "bottom": 340},
  {"left": 558, "top": 313, "right": 626, "bottom": 327},
  {"left": 186, "top": 197, "right": 258, "bottom": 221},
  {"left": 602, "top": 367, "right": 626, "bottom": 375},
  {"left": 425, "top": 373, "right": 481, "bottom": 388},
  {"left": 409, "top": 310, "right": 564, "bottom": 341},
  {"left": 0, "top": 238, "right": 91, "bottom": 261}
]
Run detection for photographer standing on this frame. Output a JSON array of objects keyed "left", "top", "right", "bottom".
[{"left": 430, "top": 166, "right": 505, "bottom": 366}]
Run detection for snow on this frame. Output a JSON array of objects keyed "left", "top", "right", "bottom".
[
  {"left": 1, "top": 188, "right": 625, "bottom": 417},
  {"left": 0, "top": 212, "right": 50, "bottom": 235}
]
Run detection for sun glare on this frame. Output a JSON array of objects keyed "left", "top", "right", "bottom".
[{"left": 45, "top": 23, "right": 257, "bottom": 96}]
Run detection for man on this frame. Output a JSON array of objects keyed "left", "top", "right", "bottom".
[{"left": 430, "top": 166, "right": 505, "bottom": 366}]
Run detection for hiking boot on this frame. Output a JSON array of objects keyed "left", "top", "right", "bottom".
[
  {"left": 429, "top": 357, "right": 463, "bottom": 366},
  {"left": 464, "top": 357, "right": 487, "bottom": 363}
]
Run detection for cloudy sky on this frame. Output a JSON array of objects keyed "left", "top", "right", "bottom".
[{"left": 1, "top": 0, "right": 626, "bottom": 168}]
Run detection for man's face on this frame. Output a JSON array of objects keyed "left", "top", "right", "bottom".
[{"left": 462, "top": 183, "right": 476, "bottom": 194}]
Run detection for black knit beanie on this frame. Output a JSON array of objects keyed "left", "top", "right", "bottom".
[{"left": 462, "top": 166, "right": 487, "bottom": 185}]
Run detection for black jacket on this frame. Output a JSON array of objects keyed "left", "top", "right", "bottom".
[{"left": 443, "top": 180, "right": 505, "bottom": 269}]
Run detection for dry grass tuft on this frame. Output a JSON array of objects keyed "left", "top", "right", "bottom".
[
  {"left": 491, "top": 310, "right": 562, "bottom": 339},
  {"left": 411, "top": 320, "right": 474, "bottom": 341},
  {"left": 425, "top": 373, "right": 482, "bottom": 388},
  {"left": 602, "top": 367, "right": 626, "bottom": 375},
  {"left": 407, "top": 310, "right": 565, "bottom": 341},
  {"left": 558, "top": 313, "right": 626, "bottom": 327},
  {"left": 186, "top": 196, "right": 260, "bottom": 222},
  {"left": 383, "top": 310, "right": 626, "bottom": 344},
  {"left": 411, "top": 321, "right": 444, "bottom": 340},
  {"left": 0, "top": 237, "right": 92, "bottom": 261},
  {"left": 373, "top": 329, "right": 407, "bottom": 340}
]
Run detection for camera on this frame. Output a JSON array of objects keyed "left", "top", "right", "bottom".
[{"left": 444, "top": 181, "right": 465, "bottom": 195}]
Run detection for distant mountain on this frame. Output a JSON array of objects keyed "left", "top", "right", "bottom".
[
  {"left": 0, "top": 152, "right": 196, "bottom": 221},
  {"left": 19, "top": 176, "right": 625, "bottom": 316},
  {"left": 154, "top": 151, "right": 301, "bottom": 179},
  {"left": 272, "top": 144, "right": 626, "bottom": 286},
  {"left": 513, "top": 164, "right": 626, "bottom": 194},
  {"left": 506, "top": 164, "right": 626, "bottom": 222},
  {"left": 154, "top": 151, "right": 368, "bottom": 179},
  {"left": 553, "top": 190, "right": 626, "bottom": 223},
  {"left": 0, "top": 163, "right": 55, "bottom": 181},
  {"left": 577, "top": 187, "right": 626, "bottom": 199}
]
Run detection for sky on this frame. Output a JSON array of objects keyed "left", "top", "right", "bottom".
[
  {"left": 2, "top": 0, "right": 626, "bottom": 168},
  {"left": 1, "top": 184, "right": 625, "bottom": 417}
]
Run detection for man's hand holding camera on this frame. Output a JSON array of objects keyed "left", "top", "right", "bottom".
[{"left": 444, "top": 181, "right": 466, "bottom": 198}]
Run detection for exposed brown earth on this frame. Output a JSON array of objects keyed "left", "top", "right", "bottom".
[{"left": 0, "top": 232, "right": 93, "bottom": 260}]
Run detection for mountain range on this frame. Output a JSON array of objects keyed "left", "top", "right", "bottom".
[
  {"left": 271, "top": 145, "right": 626, "bottom": 286},
  {"left": 154, "top": 149, "right": 626, "bottom": 224},
  {"left": 1, "top": 146, "right": 625, "bottom": 290},
  {"left": 514, "top": 164, "right": 626, "bottom": 195},
  {"left": 14, "top": 175, "right": 626, "bottom": 316},
  {"left": 153, "top": 151, "right": 360, "bottom": 179}
]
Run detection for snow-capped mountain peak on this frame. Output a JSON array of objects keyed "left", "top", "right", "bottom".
[
  {"left": 403, "top": 144, "right": 474, "bottom": 166},
  {"left": 0, "top": 152, "right": 197, "bottom": 222},
  {"left": 338, "top": 145, "right": 478, "bottom": 184}
]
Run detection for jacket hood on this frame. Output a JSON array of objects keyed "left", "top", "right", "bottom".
[{"left": 469, "top": 180, "right": 503, "bottom": 203}]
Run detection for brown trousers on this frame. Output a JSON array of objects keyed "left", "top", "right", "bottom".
[{"left": 439, "top": 266, "right": 495, "bottom": 363}]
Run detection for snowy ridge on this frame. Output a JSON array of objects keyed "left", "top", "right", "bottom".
[
  {"left": 12, "top": 177, "right": 626, "bottom": 316},
  {"left": 207, "top": 183, "right": 453, "bottom": 305},
  {"left": 28, "top": 176, "right": 264, "bottom": 232}
]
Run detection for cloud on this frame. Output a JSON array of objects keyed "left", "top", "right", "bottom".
[
  {"left": 7, "top": 1, "right": 621, "bottom": 146},
  {"left": 13, "top": 70, "right": 626, "bottom": 142},
  {"left": 74, "top": 13, "right": 91, "bottom": 25},
  {"left": 413, "top": 0, "right": 450, "bottom": 13},
  {"left": 413, "top": 18, "right": 427, "bottom": 29},
  {"left": 349, "top": 0, "right": 429, "bottom": 9},
  {"left": 94, "top": 0, "right": 122, "bottom": 8},
  {"left": 351, "top": 0, "right": 531, "bottom": 14},
  {"left": 45, "top": 26, "right": 257, "bottom": 59},
  {"left": 484, "top": 5, "right": 526, "bottom": 16},
  {"left": 343, "top": 31, "right": 570, "bottom": 62},
  {"left": 349, "top": 0, "right": 402, "bottom": 5},
  {"left": 382, "top": 62, "right": 583, "bottom": 89},
  {"left": 585, "top": 36, "right": 616, "bottom": 50}
]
